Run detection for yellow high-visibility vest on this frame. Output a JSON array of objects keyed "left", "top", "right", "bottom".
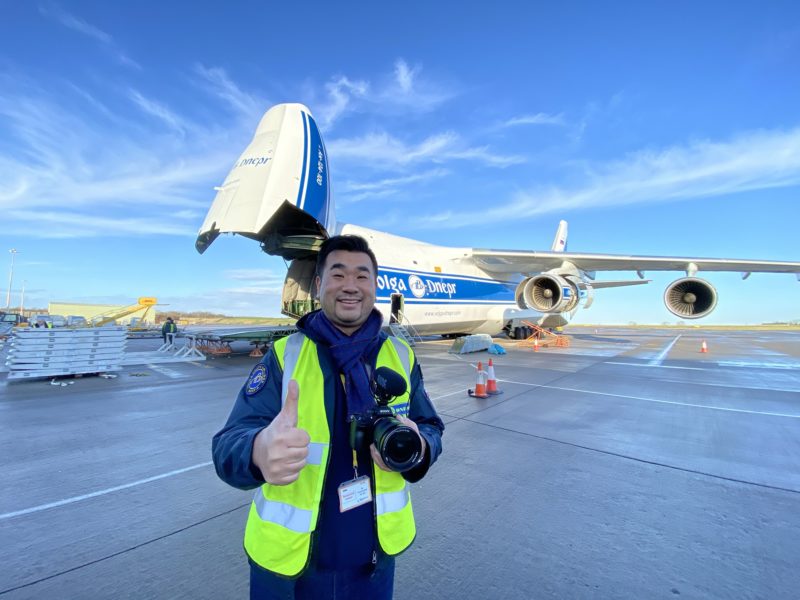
[{"left": 244, "top": 333, "right": 416, "bottom": 576}]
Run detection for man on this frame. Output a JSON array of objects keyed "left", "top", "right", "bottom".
[
  {"left": 161, "top": 317, "right": 176, "bottom": 343},
  {"left": 212, "top": 234, "right": 444, "bottom": 599}
]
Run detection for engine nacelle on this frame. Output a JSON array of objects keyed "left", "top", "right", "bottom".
[
  {"left": 664, "top": 277, "right": 718, "bottom": 319},
  {"left": 520, "top": 274, "right": 579, "bottom": 313}
]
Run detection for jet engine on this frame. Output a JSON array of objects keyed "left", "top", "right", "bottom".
[
  {"left": 664, "top": 277, "right": 717, "bottom": 319},
  {"left": 515, "top": 274, "right": 580, "bottom": 313}
]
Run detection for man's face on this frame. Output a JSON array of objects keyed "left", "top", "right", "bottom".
[{"left": 316, "top": 250, "right": 377, "bottom": 335}]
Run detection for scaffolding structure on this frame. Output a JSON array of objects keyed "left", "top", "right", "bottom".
[{"left": 517, "top": 320, "right": 571, "bottom": 349}]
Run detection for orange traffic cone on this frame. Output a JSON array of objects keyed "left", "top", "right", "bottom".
[
  {"left": 700, "top": 340, "right": 708, "bottom": 353},
  {"left": 468, "top": 361, "right": 489, "bottom": 398},
  {"left": 533, "top": 338, "right": 539, "bottom": 352},
  {"left": 249, "top": 344, "right": 264, "bottom": 358},
  {"left": 486, "top": 359, "right": 503, "bottom": 395}
]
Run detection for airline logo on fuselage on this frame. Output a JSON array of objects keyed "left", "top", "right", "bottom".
[
  {"left": 377, "top": 272, "right": 457, "bottom": 298},
  {"left": 408, "top": 275, "right": 426, "bottom": 298},
  {"left": 236, "top": 156, "right": 271, "bottom": 167}
]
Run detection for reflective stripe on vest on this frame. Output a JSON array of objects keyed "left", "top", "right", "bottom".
[
  {"left": 244, "top": 333, "right": 416, "bottom": 575},
  {"left": 387, "top": 336, "right": 410, "bottom": 380},
  {"left": 376, "top": 483, "right": 410, "bottom": 515},
  {"left": 252, "top": 491, "right": 313, "bottom": 534},
  {"left": 281, "top": 332, "right": 306, "bottom": 408}
]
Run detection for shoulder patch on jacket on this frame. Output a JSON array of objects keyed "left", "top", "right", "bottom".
[{"left": 245, "top": 363, "right": 268, "bottom": 396}]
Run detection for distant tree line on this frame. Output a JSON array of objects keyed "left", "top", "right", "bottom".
[{"left": 156, "top": 310, "right": 227, "bottom": 323}]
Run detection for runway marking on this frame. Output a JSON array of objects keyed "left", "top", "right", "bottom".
[
  {"left": 608, "top": 360, "right": 800, "bottom": 373},
  {"left": 717, "top": 360, "right": 800, "bottom": 370},
  {"left": 607, "top": 361, "right": 705, "bottom": 371},
  {"left": 431, "top": 387, "right": 471, "bottom": 400},
  {"left": 648, "top": 334, "right": 682, "bottom": 366},
  {"left": 0, "top": 461, "right": 212, "bottom": 521},
  {"left": 147, "top": 363, "right": 186, "bottom": 379},
  {"left": 498, "top": 379, "right": 800, "bottom": 418},
  {"left": 603, "top": 363, "right": 800, "bottom": 393}
]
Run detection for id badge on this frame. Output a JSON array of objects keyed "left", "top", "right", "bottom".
[{"left": 338, "top": 475, "right": 372, "bottom": 513}]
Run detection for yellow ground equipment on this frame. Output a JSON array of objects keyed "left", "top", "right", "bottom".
[{"left": 91, "top": 297, "right": 157, "bottom": 327}]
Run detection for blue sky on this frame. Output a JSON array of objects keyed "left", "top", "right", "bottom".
[{"left": 1, "top": 1, "right": 798, "bottom": 324}]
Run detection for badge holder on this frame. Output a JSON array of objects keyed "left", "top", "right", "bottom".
[{"left": 338, "top": 450, "right": 372, "bottom": 512}]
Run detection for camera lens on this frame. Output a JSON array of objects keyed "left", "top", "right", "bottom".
[{"left": 374, "top": 418, "right": 422, "bottom": 472}]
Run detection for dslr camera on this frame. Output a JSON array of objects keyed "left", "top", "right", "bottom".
[{"left": 349, "top": 366, "right": 423, "bottom": 472}]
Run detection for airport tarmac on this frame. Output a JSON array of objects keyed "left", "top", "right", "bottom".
[{"left": 1, "top": 327, "right": 799, "bottom": 599}]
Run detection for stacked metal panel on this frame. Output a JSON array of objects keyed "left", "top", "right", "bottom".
[{"left": 6, "top": 327, "right": 127, "bottom": 381}]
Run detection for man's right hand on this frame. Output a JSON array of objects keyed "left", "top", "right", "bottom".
[{"left": 252, "top": 380, "right": 311, "bottom": 485}]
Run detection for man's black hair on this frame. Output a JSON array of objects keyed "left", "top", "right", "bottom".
[{"left": 316, "top": 234, "right": 378, "bottom": 277}]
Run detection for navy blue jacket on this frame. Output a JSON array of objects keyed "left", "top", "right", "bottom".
[{"left": 212, "top": 331, "right": 444, "bottom": 571}]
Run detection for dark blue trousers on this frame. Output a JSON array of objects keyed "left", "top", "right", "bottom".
[{"left": 249, "top": 555, "right": 395, "bottom": 600}]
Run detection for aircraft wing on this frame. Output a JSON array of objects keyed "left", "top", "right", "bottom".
[{"left": 471, "top": 250, "right": 800, "bottom": 278}]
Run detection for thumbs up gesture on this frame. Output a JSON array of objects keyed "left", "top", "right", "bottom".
[{"left": 252, "top": 380, "right": 311, "bottom": 485}]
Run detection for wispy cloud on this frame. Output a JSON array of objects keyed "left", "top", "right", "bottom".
[
  {"left": 500, "top": 112, "right": 566, "bottom": 127},
  {"left": 315, "top": 59, "right": 456, "bottom": 129},
  {"left": 39, "top": 2, "right": 111, "bottom": 43},
  {"left": 413, "top": 127, "right": 800, "bottom": 229},
  {"left": 5, "top": 210, "right": 199, "bottom": 238},
  {"left": 317, "top": 76, "right": 369, "bottom": 130},
  {"left": 224, "top": 268, "right": 286, "bottom": 286},
  {"left": 186, "top": 267, "right": 286, "bottom": 315},
  {"left": 194, "top": 64, "right": 263, "bottom": 119},
  {"left": 38, "top": 2, "right": 141, "bottom": 69},
  {"left": 128, "top": 90, "right": 186, "bottom": 134},
  {"left": 340, "top": 169, "right": 450, "bottom": 203},
  {"left": 378, "top": 59, "right": 456, "bottom": 112},
  {"left": 0, "top": 73, "right": 251, "bottom": 239},
  {"left": 168, "top": 287, "right": 284, "bottom": 316},
  {"left": 394, "top": 60, "right": 415, "bottom": 93},
  {"left": 328, "top": 131, "right": 524, "bottom": 169}
]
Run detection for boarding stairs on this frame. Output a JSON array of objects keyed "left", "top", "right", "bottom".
[{"left": 389, "top": 322, "right": 417, "bottom": 347}]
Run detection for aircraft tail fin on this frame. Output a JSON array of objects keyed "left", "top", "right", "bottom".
[
  {"left": 551, "top": 220, "right": 568, "bottom": 252},
  {"left": 195, "top": 103, "right": 335, "bottom": 259}
]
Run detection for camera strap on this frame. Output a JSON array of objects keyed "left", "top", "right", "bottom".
[{"left": 352, "top": 449, "right": 360, "bottom": 479}]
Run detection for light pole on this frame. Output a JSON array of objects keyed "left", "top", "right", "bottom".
[
  {"left": 20, "top": 280, "right": 26, "bottom": 315},
  {"left": 6, "top": 248, "right": 17, "bottom": 309}
]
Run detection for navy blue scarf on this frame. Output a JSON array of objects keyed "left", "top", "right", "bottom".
[{"left": 297, "top": 309, "right": 385, "bottom": 415}]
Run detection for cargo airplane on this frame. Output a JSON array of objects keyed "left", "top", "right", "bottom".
[{"left": 196, "top": 103, "right": 800, "bottom": 338}]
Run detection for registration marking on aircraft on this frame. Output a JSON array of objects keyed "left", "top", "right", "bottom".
[
  {"left": 648, "top": 334, "right": 682, "bottom": 366},
  {"left": 0, "top": 462, "right": 213, "bottom": 521},
  {"left": 498, "top": 379, "right": 800, "bottom": 419}
]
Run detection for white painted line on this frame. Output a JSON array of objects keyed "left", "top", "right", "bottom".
[
  {"left": 432, "top": 387, "right": 472, "bottom": 400},
  {"left": 649, "top": 334, "right": 682, "bottom": 366},
  {"left": 717, "top": 360, "right": 800, "bottom": 370},
  {"left": 498, "top": 379, "right": 800, "bottom": 418},
  {"left": 147, "top": 363, "right": 186, "bottom": 379},
  {"left": 603, "top": 362, "right": 800, "bottom": 393},
  {"left": 0, "top": 461, "right": 213, "bottom": 521},
  {"left": 607, "top": 361, "right": 706, "bottom": 371},
  {"left": 607, "top": 360, "right": 800, "bottom": 372}
]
